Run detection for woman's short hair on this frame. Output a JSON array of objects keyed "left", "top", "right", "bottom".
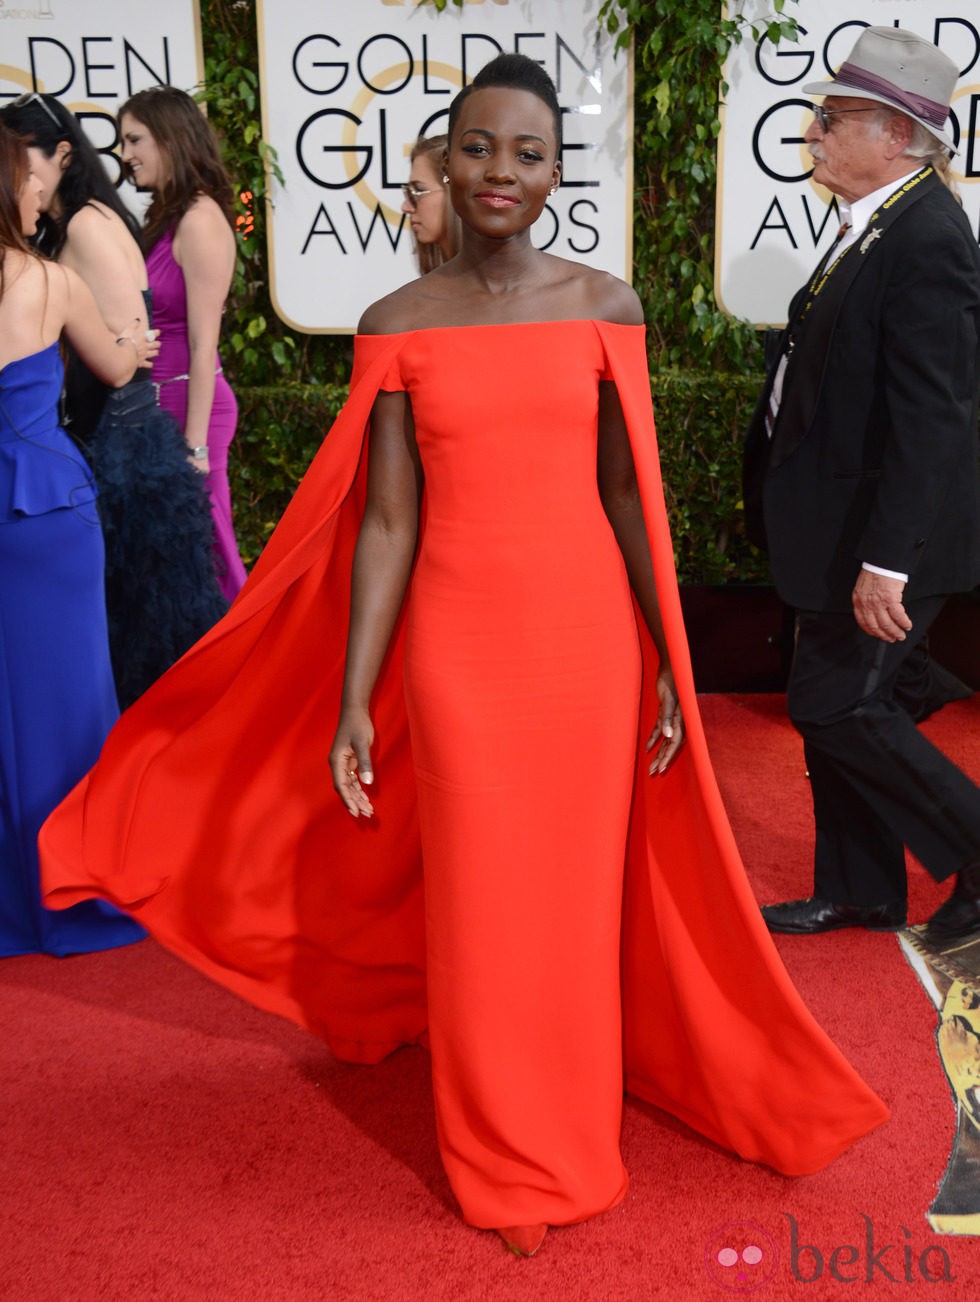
[{"left": 447, "top": 53, "right": 562, "bottom": 156}]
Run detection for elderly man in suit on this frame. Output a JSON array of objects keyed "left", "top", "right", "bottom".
[{"left": 743, "top": 26, "right": 980, "bottom": 942}]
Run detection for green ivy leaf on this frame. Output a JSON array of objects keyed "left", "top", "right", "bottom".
[{"left": 653, "top": 79, "right": 670, "bottom": 118}]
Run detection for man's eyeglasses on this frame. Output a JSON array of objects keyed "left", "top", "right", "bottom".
[
  {"left": 8, "top": 91, "right": 62, "bottom": 130},
  {"left": 402, "top": 183, "right": 435, "bottom": 206},
  {"left": 812, "top": 105, "right": 880, "bottom": 132}
]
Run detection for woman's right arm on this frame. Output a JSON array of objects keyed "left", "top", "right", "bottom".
[
  {"left": 57, "top": 264, "right": 158, "bottom": 386},
  {"left": 173, "top": 197, "right": 237, "bottom": 473},
  {"left": 329, "top": 388, "right": 423, "bottom": 817}
]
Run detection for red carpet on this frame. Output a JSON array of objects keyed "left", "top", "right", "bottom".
[{"left": 1, "top": 694, "right": 978, "bottom": 1300}]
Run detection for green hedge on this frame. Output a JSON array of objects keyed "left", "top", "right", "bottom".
[
  {"left": 650, "top": 370, "right": 769, "bottom": 584},
  {"left": 229, "top": 370, "right": 770, "bottom": 585},
  {"left": 229, "top": 382, "right": 347, "bottom": 565}
]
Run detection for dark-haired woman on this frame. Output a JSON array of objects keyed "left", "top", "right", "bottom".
[
  {"left": 0, "top": 122, "right": 152, "bottom": 954},
  {"left": 41, "top": 57, "right": 888, "bottom": 1253},
  {"left": 118, "top": 86, "right": 247, "bottom": 601},
  {"left": 0, "top": 93, "right": 227, "bottom": 709}
]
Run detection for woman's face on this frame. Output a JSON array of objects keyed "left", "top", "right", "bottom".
[
  {"left": 26, "top": 143, "right": 68, "bottom": 214},
  {"left": 402, "top": 152, "right": 446, "bottom": 250},
  {"left": 448, "top": 86, "right": 561, "bottom": 239},
  {"left": 119, "top": 112, "right": 165, "bottom": 191},
  {"left": 18, "top": 166, "right": 44, "bottom": 236}
]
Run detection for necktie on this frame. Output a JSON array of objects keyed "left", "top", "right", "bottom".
[{"left": 830, "top": 219, "right": 851, "bottom": 252}]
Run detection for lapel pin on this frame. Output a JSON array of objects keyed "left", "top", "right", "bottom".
[{"left": 860, "top": 228, "right": 883, "bottom": 254}]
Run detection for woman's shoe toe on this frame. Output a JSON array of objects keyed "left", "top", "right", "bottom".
[{"left": 495, "top": 1223, "right": 548, "bottom": 1256}]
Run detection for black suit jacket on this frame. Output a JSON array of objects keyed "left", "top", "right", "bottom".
[{"left": 743, "top": 171, "right": 980, "bottom": 612}]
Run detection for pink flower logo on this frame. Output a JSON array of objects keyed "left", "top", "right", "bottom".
[{"left": 705, "top": 1221, "right": 780, "bottom": 1292}]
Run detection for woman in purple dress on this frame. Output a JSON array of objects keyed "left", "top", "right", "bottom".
[{"left": 118, "top": 87, "right": 247, "bottom": 601}]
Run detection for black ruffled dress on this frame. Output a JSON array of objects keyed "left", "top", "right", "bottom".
[{"left": 65, "top": 291, "right": 228, "bottom": 709}]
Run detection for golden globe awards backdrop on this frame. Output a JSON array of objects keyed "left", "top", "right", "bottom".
[
  {"left": 0, "top": 0, "right": 203, "bottom": 211},
  {"left": 716, "top": 0, "right": 980, "bottom": 326},
  {"left": 257, "top": 0, "right": 632, "bottom": 334}
]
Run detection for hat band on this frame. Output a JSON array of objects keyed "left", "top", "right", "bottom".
[{"left": 836, "top": 61, "right": 949, "bottom": 129}]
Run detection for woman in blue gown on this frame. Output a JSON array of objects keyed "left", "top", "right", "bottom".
[{"left": 0, "top": 121, "right": 152, "bottom": 955}]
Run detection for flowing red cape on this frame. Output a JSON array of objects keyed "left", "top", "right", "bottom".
[{"left": 40, "top": 324, "right": 888, "bottom": 1175}]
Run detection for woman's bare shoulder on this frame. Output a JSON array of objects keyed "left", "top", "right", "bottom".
[
  {"left": 539, "top": 257, "right": 643, "bottom": 326},
  {"left": 576, "top": 265, "right": 643, "bottom": 326},
  {"left": 172, "top": 195, "right": 235, "bottom": 276},
  {"left": 65, "top": 203, "right": 140, "bottom": 261},
  {"left": 0, "top": 249, "right": 40, "bottom": 306},
  {"left": 357, "top": 278, "right": 432, "bottom": 335},
  {"left": 9, "top": 253, "right": 72, "bottom": 325},
  {"left": 26, "top": 254, "right": 71, "bottom": 302},
  {"left": 67, "top": 200, "right": 121, "bottom": 233},
  {"left": 178, "top": 194, "right": 232, "bottom": 240}
]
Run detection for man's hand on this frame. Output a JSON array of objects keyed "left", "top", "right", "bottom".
[{"left": 852, "top": 569, "right": 912, "bottom": 642}]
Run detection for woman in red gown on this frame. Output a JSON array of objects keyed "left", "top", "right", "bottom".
[{"left": 41, "top": 56, "right": 888, "bottom": 1257}]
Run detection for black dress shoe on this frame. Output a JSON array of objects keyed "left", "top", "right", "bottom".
[
  {"left": 924, "top": 863, "right": 980, "bottom": 944},
  {"left": 761, "top": 897, "right": 907, "bottom": 935}
]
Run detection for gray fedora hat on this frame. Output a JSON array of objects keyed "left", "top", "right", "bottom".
[{"left": 803, "top": 26, "right": 957, "bottom": 150}]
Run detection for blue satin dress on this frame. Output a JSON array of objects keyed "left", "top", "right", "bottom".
[{"left": 0, "top": 343, "right": 145, "bottom": 955}]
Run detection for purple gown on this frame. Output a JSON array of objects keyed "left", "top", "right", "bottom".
[{"left": 146, "top": 228, "right": 247, "bottom": 601}]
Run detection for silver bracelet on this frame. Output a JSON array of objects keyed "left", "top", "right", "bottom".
[{"left": 190, "top": 446, "right": 208, "bottom": 459}]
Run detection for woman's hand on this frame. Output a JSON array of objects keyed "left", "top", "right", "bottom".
[
  {"left": 115, "top": 321, "right": 159, "bottom": 370},
  {"left": 142, "top": 326, "right": 161, "bottom": 365},
  {"left": 329, "top": 706, "right": 376, "bottom": 817},
  {"left": 646, "top": 666, "right": 684, "bottom": 776}
]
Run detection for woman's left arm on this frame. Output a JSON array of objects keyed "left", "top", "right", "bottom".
[
  {"left": 597, "top": 380, "right": 684, "bottom": 774},
  {"left": 173, "top": 196, "right": 236, "bottom": 470}
]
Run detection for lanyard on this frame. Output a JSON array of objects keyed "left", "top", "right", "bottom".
[{"left": 797, "top": 166, "right": 934, "bottom": 326}]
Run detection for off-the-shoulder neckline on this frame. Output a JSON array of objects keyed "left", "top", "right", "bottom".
[{"left": 355, "top": 319, "right": 643, "bottom": 340}]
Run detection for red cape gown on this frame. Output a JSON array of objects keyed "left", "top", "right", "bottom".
[{"left": 40, "top": 322, "right": 887, "bottom": 1228}]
